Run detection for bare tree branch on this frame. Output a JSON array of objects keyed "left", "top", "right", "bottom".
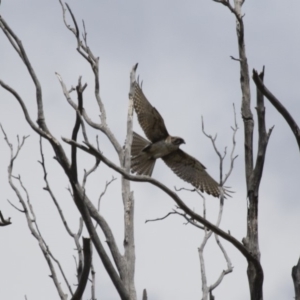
[
  {"left": 252, "top": 69, "right": 300, "bottom": 151},
  {"left": 97, "top": 177, "right": 117, "bottom": 212},
  {"left": 251, "top": 68, "right": 274, "bottom": 196},
  {"left": 71, "top": 238, "right": 92, "bottom": 300},
  {"left": 0, "top": 16, "right": 48, "bottom": 131},
  {"left": 198, "top": 177, "right": 232, "bottom": 299},
  {"left": 209, "top": 233, "right": 233, "bottom": 292},
  {"left": 1, "top": 128, "right": 68, "bottom": 300},
  {"left": 57, "top": 2, "right": 122, "bottom": 157},
  {"left": 146, "top": 209, "right": 205, "bottom": 229},
  {"left": 223, "top": 104, "right": 239, "bottom": 184},
  {"left": 7, "top": 198, "right": 24, "bottom": 212},
  {"left": 82, "top": 158, "right": 101, "bottom": 188},
  {"left": 201, "top": 105, "right": 238, "bottom": 188}
]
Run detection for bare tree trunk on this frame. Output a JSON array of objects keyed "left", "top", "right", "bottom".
[
  {"left": 211, "top": 1, "right": 272, "bottom": 299},
  {"left": 233, "top": 1, "right": 264, "bottom": 298},
  {"left": 292, "top": 258, "right": 300, "bottom": 300},
  {"left": 121, "top": 66, "right": 138, "bottom": 300}
]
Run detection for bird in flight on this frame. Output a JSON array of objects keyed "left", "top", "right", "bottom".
[{"left": 131, "top": 82, "right": 226, "bottom": 198}]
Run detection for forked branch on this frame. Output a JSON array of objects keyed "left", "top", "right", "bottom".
[{"left": 252, "top": 69, "right": 300, "bottom": 151}]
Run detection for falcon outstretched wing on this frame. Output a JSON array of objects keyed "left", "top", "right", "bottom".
[
  {"left": 133, "top": 82, "right": 169, "bottom": 143},
  {"left": 162, "top": 149, "right": 221, "bottom": 197}
]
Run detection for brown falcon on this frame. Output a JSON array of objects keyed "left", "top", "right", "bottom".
[{"left": 131, "top": 82, "right": 225, "bottom": 198}]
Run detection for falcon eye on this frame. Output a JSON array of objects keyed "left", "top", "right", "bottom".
[{"left": 174, "top": 138, "right": 185, "bottom": 145}]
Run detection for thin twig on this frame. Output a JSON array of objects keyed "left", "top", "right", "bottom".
[
  {"left": 82, "top": 159, "right": 101, "bottom": 188},
  {"left": 0, "top": 211, "right": 11, "bottom": 226},
  {"left": 97, "top": 177, "right": 117, "bottom": 212}
]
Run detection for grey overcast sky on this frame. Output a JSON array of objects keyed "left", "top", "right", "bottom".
[{"left": 1, "top": 1, "right": 300, "bottom": 299}]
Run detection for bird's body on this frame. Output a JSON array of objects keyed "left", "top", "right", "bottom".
[
  {"left": 131, "top": 81, "right": 225, "bottom": 198},
  {"left": 143, "top": 137, "right": 183, "bottom": 159}
]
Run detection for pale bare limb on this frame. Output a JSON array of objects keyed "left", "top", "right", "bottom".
[
  {"left": 0, "top": 123, "right": 29, "bottom": 163},
  {"left": 198, "top": 195, "right": 211, "bottom": 300},
  {"left": 97, "top": 177, "right": 117, "bottom": 212},
  {"left": 17, "top": 169, "right": 75, "bottom": 297},
  {"left": 223, "top": 104, "right": 239, "bottom": 184},
  {"left": 198, "top": 191, "right": 233, "bottom": 299},
  {"left": 1, "top": 128, "right": 68, "bottom": 300},
  {"left": 119, "top": 63, "right": 138, "bottom": 299},
  {"left": 209, "top": 233, "right": 233, "bottom": 292},
  {"left": 145, "top": 211, "right": 177, "bottom": 223},
  {"left": 57, "top": 2, "right": 122, "bottom": 157},
  {"left": 201, "top": 114, "right": 238, "bottom": 187},
  {"left": 82, "top": 158, "right": 101, "bottom": 188},
  {"left": 0, "top": 16, "right": 49, "bottom": 132},
  {"left": 145, "top": 210, "right": 205, "bottom": 230}
]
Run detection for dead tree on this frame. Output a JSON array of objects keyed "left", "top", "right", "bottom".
[
  {"left": 210, "top": 1, "right": 276, "bottom": 299},
  {"left": 0, "top": 3, "right": 138, "bottom": 299}
]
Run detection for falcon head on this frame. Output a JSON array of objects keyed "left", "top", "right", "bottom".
[{"left": 171, "top": 137, "right": 185, "bottom": 146}]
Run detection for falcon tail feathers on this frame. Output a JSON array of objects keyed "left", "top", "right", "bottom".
[
  {"left": 131, "top": 132, "right": 149, "bottom": 156},
  {"left": 131, "top": 154, "right": 156, "bottom": 176},
  {"left": 131, "top": 132, "right": 156, "bottom": 176}
]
